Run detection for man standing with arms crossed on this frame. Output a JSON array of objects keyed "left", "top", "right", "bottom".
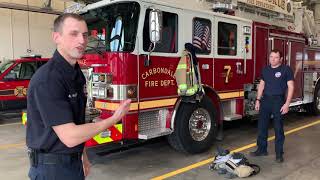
[
  {"left": 26, "top": 13, "right": 131, "bottom": 179},
  {"left": 250, "top": 49, "right": 294, "bottom": 163}
]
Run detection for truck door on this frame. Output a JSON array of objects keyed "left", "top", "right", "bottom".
[
  {"left": 270, "top": 37, "right": 286, "bottom": 62},
  {"left": 254, "top": 26, "right": 268, "bottom": 79},
  {"left": 286, "top": 40, "right": 304, "bottom": 101},
  {"left": 137, "top": 5, "right": 181, "bottom": 139},
  {"left": 269, "top": 34, "right": 305, "bottom": 101},
  {"left": 138, "top": 6, "right": 180, "bottom": 100},
  {"left": 214, "top": 19, "right": 253, "bottom": 92},
  {"left": 0, "top": 61, "right": 36, "bottom": 110}
]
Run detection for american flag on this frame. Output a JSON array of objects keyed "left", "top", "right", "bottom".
[{"left": 193, "top": 20, "right": 211, "bottom": 52}]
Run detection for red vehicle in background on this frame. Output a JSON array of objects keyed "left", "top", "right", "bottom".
[{"left": 0, "top": 56, "right": 48, "bottom": 112}]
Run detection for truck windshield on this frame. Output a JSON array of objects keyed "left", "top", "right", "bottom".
[
  {"left": 0, "top": 61, "right": 14, "bottom": 74},
  {"left": 82, "top": 2, "right": 140, "bottom": 53}
]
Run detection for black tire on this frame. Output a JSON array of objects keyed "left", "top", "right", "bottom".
[
  {"left": 167, "top": 96, "right": 217, "bottom": 154},
  {"left": 307, "top": 84, "right": 320, "bottom": 115}
]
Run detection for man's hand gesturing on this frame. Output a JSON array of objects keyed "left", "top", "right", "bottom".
[{"left": 112, "top": 99, "right": 131, "bottom": 123}]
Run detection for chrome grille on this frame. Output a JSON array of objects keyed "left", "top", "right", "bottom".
[{"left": 138, "top": 109, "right": 168, "bottom": 132}]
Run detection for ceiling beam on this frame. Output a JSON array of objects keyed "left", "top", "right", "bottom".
[{"left": 0, "top": 2, "right": 62, "bottom": 15}]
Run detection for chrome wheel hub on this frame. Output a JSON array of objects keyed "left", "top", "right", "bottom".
[
  {"left": 317, "top": 91, "right": 320, "bottom": 110},
  {"left": 189, "top": 108, "right": 211, "bottom": 141}
]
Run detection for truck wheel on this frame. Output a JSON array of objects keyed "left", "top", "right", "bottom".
[
  {"left": 308, "top": 84, "right": 320, "bottom": 115},
  {"left": 167, "top": 96, "right": 217, "bottom": 154}
]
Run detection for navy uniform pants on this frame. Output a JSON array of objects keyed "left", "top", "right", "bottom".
[
  {"left": 257, "top": 95, "right": 285, "bottom": 156},
  {"left": 28, "top": 153, "right": 84, "bottom": 180}
]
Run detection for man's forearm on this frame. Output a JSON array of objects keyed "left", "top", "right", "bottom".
[
  {"left": 53, "top": 99, "right": 131, "bottom": 148},
  {"left": 73, "top": 118, "right": 117, "bottom": 144},
  {"left": 285, "top": 81, "right": 294, "bottom": 104},
  {"left": 256, "top": 80, "right": 265, "bottom": 99},
  {"left": 53, "top": 117, "right": 118, "bottom": 148}
]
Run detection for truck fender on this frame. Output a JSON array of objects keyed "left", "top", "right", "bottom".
[{"left": 170, "top": 84, "right": 223, "bottom": 131}]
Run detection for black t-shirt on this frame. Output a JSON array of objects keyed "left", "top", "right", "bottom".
[
  {"left": 26, "top": 50, "right": 87, "bottom": 154},
  {"left": 261, "top": 64, "right": 294, "bottom": 96}
]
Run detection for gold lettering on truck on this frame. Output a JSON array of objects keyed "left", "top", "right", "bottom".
[
  {"left": 224, "top": 65, "right": 232, "bottom": 83},
  {"left": 141, "top": 68, "right": 176, "bottom": 88},
  {"left": 239, "top": 0, "right": 290, "bottom": 15}
]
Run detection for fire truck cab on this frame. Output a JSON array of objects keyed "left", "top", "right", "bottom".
[
  {"left": 65, "top": 0, "right": 320, "bottom": 153},
  {"left": 0, "top": 56, "right": 48, "bottom": 111}
]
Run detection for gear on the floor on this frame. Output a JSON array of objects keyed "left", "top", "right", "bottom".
[{"left": 209, "top": 147, "right": 260, "bottom": 178}]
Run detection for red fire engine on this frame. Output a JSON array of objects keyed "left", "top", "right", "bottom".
[
  {"left": 32, "top": 0, "right": 320, "bottom": 154},
  {"left": 0, "top": 56, "right": 48, "bottom": 112}
]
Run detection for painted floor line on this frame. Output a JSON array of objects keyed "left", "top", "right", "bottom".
[
  {"left": 151, "top": 119, "right": 320, "bottom": 180},
  {"left": 0, "top": 122, "right": 22, "bottom": 127},
  {"left": 0, "top": 142, "right": 25, "bottom": 150}
]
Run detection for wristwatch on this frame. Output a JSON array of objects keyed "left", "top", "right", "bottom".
[{"left": 256, "top": 98, "right": 261, "bottom": 102}]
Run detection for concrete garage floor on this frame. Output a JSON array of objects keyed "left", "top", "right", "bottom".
[{"left": 0, "top": 113, "right": 320, "bottom": 180}]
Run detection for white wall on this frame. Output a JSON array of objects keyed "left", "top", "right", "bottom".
[
  {"left": 0, "top": 0, "right": 68, "bottom": 11},
  {"left": 0, "top": 0, "right": 76, "bottom": 61},
  {"left": 314, "top": 2, "right": 320, "bottom": 45},
  {"left": 12, "top": 10, "right": 31, "bottom": 58},
  {"left": 29, "top": 12, "right": 57, "bottom": 58},
  {"left": 0, "top": 8, "right": 13, "bottom": 61}
]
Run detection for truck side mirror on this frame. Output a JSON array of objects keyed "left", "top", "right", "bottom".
[
  {"left": 145, "top": 9, "right": 162, "bottom": 67},
  {"left": 149, "top": 9, "right": 162, "bottom": 44}
]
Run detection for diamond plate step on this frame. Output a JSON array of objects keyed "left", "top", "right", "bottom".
[{"left": 138, "top": 128, "right": 172, "bottom": 140}]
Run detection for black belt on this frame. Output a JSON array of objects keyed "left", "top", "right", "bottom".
[
  {"left": 263, "top": 94, "right": 284, "bottom": 97},
  {"left": 27, "top": 148, "right": 82, "bottom": 167}
]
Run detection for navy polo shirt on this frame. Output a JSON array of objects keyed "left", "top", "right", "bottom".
[
  {"left": 261, "top": 64, "right": 294, "bottom": 96},
  {"left": 26, "top": 50, "right": 87, "bottom": 154}
]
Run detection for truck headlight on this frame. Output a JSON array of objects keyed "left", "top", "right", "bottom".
[
  {"left": 106, "top": 74, "right": 113, "bottom": 84},
  {"left": 92, "top": 87, "right": 106, "bottom": 98},
  {"left": 107, "top": 88, "right": 113, "bottom": 98},
  {"left": 92, "top": 88, "right": 99, "bottom": 97},
  {"left": 92, "top": 73, "right": 112, "bottom": 83},
  {"left": 98, "top": 88, "right": 106, "bottom": 97},
  {"left": 92, "top": 74, "right": 99, "bottom": 82},
  {"left": 99, "top": 74, "right": 106, "bottom": 82},
  {"left": 106, "top": 85, "right": 137, "bottom": 100}
]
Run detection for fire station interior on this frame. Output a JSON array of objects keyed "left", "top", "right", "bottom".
[{"left": 1, "top": 0, "right": 320, "bottom": 179}]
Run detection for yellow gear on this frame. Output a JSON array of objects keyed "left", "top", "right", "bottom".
[
  {"left": 22, "top": 112, "right": 27, "bottom": 125},
  {"left": 174, "top": 50, "right": 200, "bottom": 96}
]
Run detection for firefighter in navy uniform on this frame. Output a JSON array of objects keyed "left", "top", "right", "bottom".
[
  {"left": 26, "top": 13, "right": 131, "bottom": 180},
  {"left": 250, "top": 49, "right": 294, "bottom": 163}
]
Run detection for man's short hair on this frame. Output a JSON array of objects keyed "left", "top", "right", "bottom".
[
  {"left": 270, "top": 49, "right": 282, "bottom": 58},
  {"left": 53, "top": 13, "right": 85, "bottom": 32}
]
